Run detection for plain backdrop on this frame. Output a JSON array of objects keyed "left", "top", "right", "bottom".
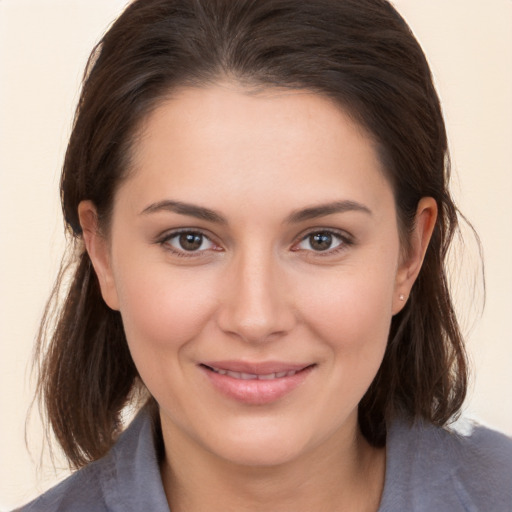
[{"left": 1, "top": 0, "right": 511, "bottom": 509}]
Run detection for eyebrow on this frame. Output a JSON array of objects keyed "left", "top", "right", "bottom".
[
  {"left": 285, "top": 200, "right": 372, "bottom": 223},
  {"left": 140, "top": 199, "right": 372, "bottom": 224},
  {"left": 140, "top": 200, "right": 227, "bottom": 224}
]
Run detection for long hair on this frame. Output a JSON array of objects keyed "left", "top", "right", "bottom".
[{"left": 36, "top": 0, "right": 467, "bottom": 468}]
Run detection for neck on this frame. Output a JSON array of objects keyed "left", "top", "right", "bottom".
[{"left": 159, "top": 415, "right": 385, "bottom": 512}]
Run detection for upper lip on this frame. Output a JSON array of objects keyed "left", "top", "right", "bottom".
[{"left": 201, "top": 360, "right": 313, "bottom": 375}]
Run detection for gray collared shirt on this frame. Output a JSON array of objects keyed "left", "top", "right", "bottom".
[{"left": 18, "top": 409, "right": 512, "bottom": 511}]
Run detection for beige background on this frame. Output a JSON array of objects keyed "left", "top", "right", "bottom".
[{"left": 1, "top": 0, "right": 511, "bottom": 509}]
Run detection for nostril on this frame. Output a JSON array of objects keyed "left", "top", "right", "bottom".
[{"left": 215, "top": 264, "right": 297, "bottom": 342}]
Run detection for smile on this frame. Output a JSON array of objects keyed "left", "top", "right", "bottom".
[
  {"left": 207, "top": 366, "right": 301, "bottom": 380},
  {"left": 200, "top": 362, "right": 315, "bottom": 405}
]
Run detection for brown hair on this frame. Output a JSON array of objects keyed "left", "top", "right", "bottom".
[{"left": 36, "top": 0, "right": 468, "bottom": 468}]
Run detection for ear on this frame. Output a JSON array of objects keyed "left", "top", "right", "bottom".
[
  {"left": 392, "top": 197, "right": 438, "bottom": 315},
  {"left": 78, "top": 200, "right": 120, "bottom": 311}
]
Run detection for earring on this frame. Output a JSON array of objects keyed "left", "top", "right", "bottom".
[{"left": 399, "top": 294, "right": 406, "bottom": 301}]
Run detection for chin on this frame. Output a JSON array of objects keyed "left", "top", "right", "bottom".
[
  {"left": 213, "top": 434, "right": 310, "bottom": 468},
  {"left": 194, "top": 413, "right": 334, "bottom": 469}
]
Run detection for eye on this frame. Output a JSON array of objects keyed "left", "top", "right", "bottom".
[
  {"left": 161, "top": 230, "right": 217, "bottom": 254},
  {"left": 294, "top": 230, "right": 348, "bottom": 253}
]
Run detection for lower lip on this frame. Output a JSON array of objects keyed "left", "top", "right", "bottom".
[{"left": 201, "top": 365, "right": 314, "bottom": 405}]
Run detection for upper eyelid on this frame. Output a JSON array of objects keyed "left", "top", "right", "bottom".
[
  {"left": 295, "top": 227, "right": 353, "bottom": 242},
  {"left": 155, "top": 227, "right": 353, "bottom": 249},
  {"left": 156, "top": 229, "right": 221, "bottom": 259},
  {"left": 291, "top": 228, "right": 354, "bottom": 253},
  {"left": 157, "top": 227, "right": 215, "bottom": 242}
]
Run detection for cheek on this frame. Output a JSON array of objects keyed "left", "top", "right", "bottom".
[
  {"left": 278, "top": 263, "right": 397, "bottom": 437},
  {"left": 113, "top": 263, "right": 224, "bottom": 415},
  {"left": 294, "top": 250, "right": 398, "bottom": 390},
  {"left": 300, "top": 268, "right": 395, "bottom": 344},
  {"left": 113, "top": 262, "right": 218, "bottom": 358}
]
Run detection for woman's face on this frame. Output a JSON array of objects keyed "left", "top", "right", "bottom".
[{"left": 82, "top": 84, "right": 431, "bottom": 466}]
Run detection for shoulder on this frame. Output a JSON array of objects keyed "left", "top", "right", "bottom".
[
  {"left": 16, "top": 406, "right": 169, "bottom": 512},
  {"left": 442, "top": 420, "right": 512, "bottom": 507},
  {"left": 15, "top": 457, "right": 110, "bottom": 512},
  {"left": 380, "top": 417, "right": 512, "bottom": 512}
]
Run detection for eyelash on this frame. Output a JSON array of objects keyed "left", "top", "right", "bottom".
[
  {"left": 157, "top": 229, "right": 220, "bottom": 258},
  {"left": 292, "top": 229, "right": 353, "bottom": 257},
  {"left": 156, "top": 228, "right": 353, "bottom": 258}
]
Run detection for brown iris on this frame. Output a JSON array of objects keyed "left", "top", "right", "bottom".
[
  {"left": 309, "top": 232, "right": 333, "bottom": 251},
  {"left": 179, "top": 233, "right": 203, "bottom": 251}
]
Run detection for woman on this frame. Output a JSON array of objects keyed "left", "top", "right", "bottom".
[{"left": 20, "top": 0, "right": 512, "bottom": 510}]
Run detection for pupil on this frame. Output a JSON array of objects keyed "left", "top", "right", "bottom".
[
  {"left": 179, "top": 233, "right": 203, "bottom": 251},
  {"left": 310, "top": 233, "right": 332, "bottom": 251}
]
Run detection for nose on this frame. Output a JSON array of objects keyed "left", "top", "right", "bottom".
[{"left": 216, "top": 249, "right": 296, "bottom": 344}]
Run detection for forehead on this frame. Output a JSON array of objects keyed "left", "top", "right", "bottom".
[{"left": 120, "top": 83, "right": 393, "bottom": 217}]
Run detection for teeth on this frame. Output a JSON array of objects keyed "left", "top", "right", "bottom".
[
  {"left": 240, "top": 372, "right": 258, "bottom": 380},
  {"left": 209, "top": 367, "right": 299, "bottom": 380},
  {"left": 258, "top": 373, "right": 276, "bottom": 380}
]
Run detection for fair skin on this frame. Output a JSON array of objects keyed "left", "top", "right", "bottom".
[{"left": 80, "top": 83, "right": 437, "bottom": 512}]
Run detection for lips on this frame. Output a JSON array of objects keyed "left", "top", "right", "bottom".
[
  {"left": 200, "top": 361, "right": 314, "bottom": 404},
  {"left": 208, "top": 367, "right": 301, "bottom": 380}
]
